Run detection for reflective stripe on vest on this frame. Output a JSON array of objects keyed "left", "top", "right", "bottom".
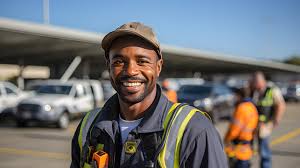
[
  {"left": 257, "top": 88, "right": 274, "bottom": 122},
  {"left": 158, "top": 105, "right": 205, "bottom": 168},
  {"left": 78, "top": 108, "right": 101, "bottom": 157}
]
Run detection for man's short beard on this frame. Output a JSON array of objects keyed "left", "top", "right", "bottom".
[
  {"left": 119, "top": 90, "right": 148, "bottom": 104},
  {"left": 117, "top": 82, "right": 150, "bottom": 104}
]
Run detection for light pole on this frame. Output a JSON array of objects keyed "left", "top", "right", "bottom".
[{"left": 43, "top": 0, "right": 50, "bottom": 24}]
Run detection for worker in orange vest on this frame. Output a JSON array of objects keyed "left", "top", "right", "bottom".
[
  {"left": 162, "top": 79, "right": 177, "bottom": 103},
  {"left": 225, "top": 87, "right": 258, "bottom": 168}
]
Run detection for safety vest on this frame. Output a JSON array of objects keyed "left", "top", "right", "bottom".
[
  {"left": 225, "top": 101, "right": 258, "bottom": 161},
  {"left": 256, "top": 87, "right": 274, "bottom": 123},
  {"left": 232, "top": 101, "right": 258, "bottom": 141},
  {"left": 78, "top": 103, "right": 210, "bottom": 168}
]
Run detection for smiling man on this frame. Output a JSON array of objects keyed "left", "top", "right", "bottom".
[{"left": 70, "top": 22, "right": 227, "bottom": 168}]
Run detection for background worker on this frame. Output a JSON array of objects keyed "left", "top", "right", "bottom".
[
  {"left": 161, "top": 79, "right": 177, "bottom": 103},
  {"left": 224, "top": 87, "right": 258, "bottom": 168},
  {"left": 250, "top": 71, "right": 286, "bottom": 168}
]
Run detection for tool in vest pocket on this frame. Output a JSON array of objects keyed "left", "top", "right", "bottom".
[
  {"left": 124, "top": 140, "right": 137, "bottom": 154},
  {"left": 92, "top": 150, "right": 109, "bottom": 168}
]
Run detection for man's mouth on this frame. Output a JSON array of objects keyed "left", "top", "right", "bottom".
[
  {"left": 119, "top": 80, "right": 145, "bottom": 94},
  {"left": 122, "top": 82, "right": 142, "bottom": 87}
]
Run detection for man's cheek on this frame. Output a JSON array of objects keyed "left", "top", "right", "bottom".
[{"left": 145, "top": 70, "right": 156, "bottom": 82}]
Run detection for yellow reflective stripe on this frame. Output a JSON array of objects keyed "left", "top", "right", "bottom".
[
  {"left": 243, "top": 127, "right": 255, "bottom": 133},
  {"left": 78, "top": 112, "right": 91, "bottom": 155},
  {"left": 232, "top": 119, "right": 244, "bottom": 128},
  {"left": 173, "top": 108, "right": 198, "bottom": 168},
  {"left": 258, "top": 88, "right": 274, "bottom": 106},
  {"left": 163, "top": 103, "right": 180, "bottom": 129},
  {"left": 259, "top": 114, "right": 266, "bottom": 122},
  {"left": 158, "top": 104, "right": 186, "bottom": 168},
  {"left": 266, "top": 88, "right": 273, "bottom": 98},
  {"left": 200, "top": 111, "right": 212, "bottom": 121}
]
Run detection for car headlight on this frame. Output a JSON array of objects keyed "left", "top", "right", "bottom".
[
  {"left": 202, "top": 98, "right": 213, "bottom": 111},
  {"left": 193, "top": 100, "right": 202, "bottom": 107},
  {"left": 194, "top": 98, "right": 213, "bottom": 111},
  {"left": 297, "top": 88, "right": 300, "bottom": 96},
  {"left": 44, "top": 104, "right": 52, "bottom": 112}
]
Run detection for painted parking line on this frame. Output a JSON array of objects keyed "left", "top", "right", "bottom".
[
  {"left": 0, "top": 147, "right": 69, "bottom": 160},
  {"left": 248, "top": 128, "right": 300, "bottom": 155},
  {"left": 271, "top": 128, "right": 300, "bottom": 147},
  {"left": 68, "top": 124, "right": 77, "bottom": 134}
]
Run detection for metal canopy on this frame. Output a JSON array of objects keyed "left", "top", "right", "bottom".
[{"left": 0, "top": 17, "right": 299, "bottom": 78}]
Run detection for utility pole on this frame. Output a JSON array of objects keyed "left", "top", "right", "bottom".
[{"left": 43, "top": 0, "right": 50, "bottom": 24}]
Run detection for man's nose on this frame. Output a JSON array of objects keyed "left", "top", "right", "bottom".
[{"left": 124, "top": 61, "right": 139, "bottom": 76}]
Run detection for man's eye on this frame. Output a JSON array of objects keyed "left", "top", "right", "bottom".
[
  {"left": 113, "top": 60, "right": 124, "bottom": 65},
  {"left": 137, "top": 60, "right": 150, "bottom": 64}
]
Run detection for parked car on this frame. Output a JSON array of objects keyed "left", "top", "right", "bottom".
[
  {"left": 163, "top": 78, "right": 205, "bottom": 91},
  {"left": 0, "top": 81, "right": 31, "bottom": 119},
  {"left": 101, "top": 80, "right": 116, "bottom": 101},
  {"left": 177, "top": 83, "right": 235, "bottom": 123},
  {"left": 16, "top": 80, "right": 104, "bottom": 128},
  {"left": 284, "top": 83, "right": 300, "bottom": 102}
]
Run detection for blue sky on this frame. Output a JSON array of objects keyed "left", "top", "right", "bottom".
[{"left": 0, "top": 0, "right": 299, "bottom": 61}]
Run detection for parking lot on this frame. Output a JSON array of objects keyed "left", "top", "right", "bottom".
[{"left": 0, "top": 103, "right": 299, "bottom": 168}]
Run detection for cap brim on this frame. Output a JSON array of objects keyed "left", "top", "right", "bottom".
[{"left": 101, "top": 29, "right": 160, "bottom": 53}]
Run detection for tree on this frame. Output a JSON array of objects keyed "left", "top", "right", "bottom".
[{"left": 284, "top": 55, "right": 300, "bottom": 65}]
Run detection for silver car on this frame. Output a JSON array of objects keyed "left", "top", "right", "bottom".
[{"left": 285, "top": 84, "right": 300, "bottom": 102}]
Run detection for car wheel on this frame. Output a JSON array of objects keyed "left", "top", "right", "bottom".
[
  {"left": 57, "top": 112, "right": 69, "bottom": 129},
  {"left": 16, "top": 120, "right": 27, "bottom": 127}
]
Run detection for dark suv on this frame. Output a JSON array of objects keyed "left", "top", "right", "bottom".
[{"left": 177, "top": 83, "right": 235, "bottom": 123}]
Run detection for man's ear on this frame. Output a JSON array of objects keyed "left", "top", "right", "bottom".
[{"left": 156, "top": 59, "right": 163, "bottom": 77}]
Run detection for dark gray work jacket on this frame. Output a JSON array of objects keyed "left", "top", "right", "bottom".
[{"left": 70, "top": 86, "right": 227, "bottom": 168}]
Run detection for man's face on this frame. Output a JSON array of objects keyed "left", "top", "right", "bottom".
[
  {"left": 107, "top": 36, "right": 163, "bottom": 104},
  {"left": 253, "top": 74, "right": 266, "bottom": 91}
]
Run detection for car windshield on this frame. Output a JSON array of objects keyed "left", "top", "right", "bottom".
[
  {"left": 179, "top": 85, "right": 212, "bottom": 96},
  {"left": 287, "top": 85, "right": 297, "bottom": 91},
  {"left": 36, "top": 85, "right": 72, "bottom": 95}
]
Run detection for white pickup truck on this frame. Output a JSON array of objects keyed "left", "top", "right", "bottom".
[
  {"left": 0, "top": 81, "right": 31, "bottom": 119},
  {"left": 16, "top": 80, "right": 104, "bottom": 128}
]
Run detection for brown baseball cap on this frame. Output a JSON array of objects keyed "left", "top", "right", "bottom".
[{"left": 101, "top": 22, "right": 162, "bottom": 59}]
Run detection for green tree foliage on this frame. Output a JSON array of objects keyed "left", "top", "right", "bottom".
[{"left": 284, "top": 55, "right": 300, "bottom": 65}]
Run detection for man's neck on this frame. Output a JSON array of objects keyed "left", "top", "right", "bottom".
[{"left": 119, "top": 87, "right": 157, "bottom": 121}]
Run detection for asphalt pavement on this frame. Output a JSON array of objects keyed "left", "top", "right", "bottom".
[{"left": 0, "top": 103, "right": 299, "bottom": 168}]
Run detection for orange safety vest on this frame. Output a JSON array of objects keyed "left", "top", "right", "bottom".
[{"left": 225, "top": 101, "right": 258, "bottom": 160}]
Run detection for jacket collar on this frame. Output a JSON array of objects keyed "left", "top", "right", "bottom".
[{"left": 136, "top": 85, "right": 171, "bottom": 133}]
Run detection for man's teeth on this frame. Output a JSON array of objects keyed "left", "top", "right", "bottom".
[{"left": 123, "top": 82, "right": 142, "bottom": 87}]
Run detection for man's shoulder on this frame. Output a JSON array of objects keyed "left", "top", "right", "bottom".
[
  {"left": 238, "top": 101, "right": 256, "bottom": 110},
  {"left": 180, "top": 105, "right": 221, "bottom": 147},
  {"left": 183, "top": 105, "right": 214, "bottom": 134}
]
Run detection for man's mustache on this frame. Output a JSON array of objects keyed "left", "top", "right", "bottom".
[{"left": 118, "top": 75, "right": 147, "bottom": 82}]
